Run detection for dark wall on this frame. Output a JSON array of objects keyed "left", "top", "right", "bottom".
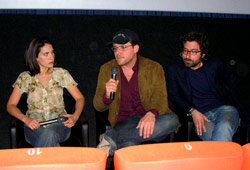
[{"left": 1, "top": 14, "right": 250, "bottom": 148}]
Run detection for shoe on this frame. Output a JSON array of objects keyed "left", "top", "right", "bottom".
[{"left": 97, "top": 134, "right": 111, "bottom": 157}]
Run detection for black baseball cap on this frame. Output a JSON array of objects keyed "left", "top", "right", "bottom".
[{"left": 106, "top": 29, "right": 141, "bottom": 46}]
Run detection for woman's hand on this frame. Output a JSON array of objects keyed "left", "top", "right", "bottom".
[
  {"left": 23, "top": 117, "right": 40, "bottom": 130},
  {"left": 62, "top": 114, "right": 79, "bottom": 128}
]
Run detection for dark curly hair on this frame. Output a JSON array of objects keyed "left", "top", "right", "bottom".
[{"left": 179, "top": 32, "right": 209, "bottom": 56}]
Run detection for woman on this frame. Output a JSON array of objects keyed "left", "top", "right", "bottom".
[{"left": 7, "top": 37, "right": 85, "bottom": 147}]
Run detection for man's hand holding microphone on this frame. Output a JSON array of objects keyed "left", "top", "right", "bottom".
[{"left": 106, "top": 67, "right": 119, "bottom": 100}]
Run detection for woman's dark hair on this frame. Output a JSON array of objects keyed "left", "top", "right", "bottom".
[
  {"left": 24, "top": 37, "right": 54, "bottom": 76},
  {"left": 179, "top": 32, "right": 209, "bottom": 56}
]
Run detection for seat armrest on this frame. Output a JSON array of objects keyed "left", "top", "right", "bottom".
[
  {"left": 10, "top": 118, "right": 17, "bottom": 148},
  {"left": 81, "top": 122, "right": 88, "bottom": 147},
  {"left": 78, "top": 113, "right": 88, "bottom": 147}
]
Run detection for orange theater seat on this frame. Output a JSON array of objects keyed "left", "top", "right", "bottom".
[
  {"left": 242, "top": 143, "right": 250, "bottom": 170},
  {"left": 114, "top": 141, "right": 243, "bottom": 170},
  {"left": 0, "top": 147, "right": 107, "bottom": 170}
]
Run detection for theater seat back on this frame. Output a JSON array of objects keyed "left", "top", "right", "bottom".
[
  {"left": 0, "top": 147, "right": 107, "bottom": 170},
  {"left": 114, "top": 141, "right": 243, "bottom": 170}
]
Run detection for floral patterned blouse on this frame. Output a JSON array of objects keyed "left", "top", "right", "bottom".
[{"left": 13, "top": 67, "right": 77, "bottom": 121}]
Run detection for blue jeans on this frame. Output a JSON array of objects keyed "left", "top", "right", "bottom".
[
  {"left": 104, "top": 113, "right": 179, "bottom": 155},
  {"left": 24, "top": 123, "right": 71, "bottom": 147},
  {"left": 197, "top": 105, "right": 239, "bottom": 141}
]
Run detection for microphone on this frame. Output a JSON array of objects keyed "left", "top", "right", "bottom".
[
  {"left": 39, "top": 117, "right": 68, "bottom": 126},
  {"left": 110, "top": 67, "right": 118, "bottom": 100}
]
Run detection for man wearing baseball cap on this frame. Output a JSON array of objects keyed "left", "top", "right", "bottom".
[{"left": 93, "top": 29, "right": 179, "bottom": 156}]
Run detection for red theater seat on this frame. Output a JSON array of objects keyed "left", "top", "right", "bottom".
[
  {"left": 0, "top": 147, "right": 107, "bottom": 170},
  {"left": 114, "top": 141, "right": 243, "bottom": 170},
  {"left": 242, "top": 143, "right": 250, "bottom": 170}
]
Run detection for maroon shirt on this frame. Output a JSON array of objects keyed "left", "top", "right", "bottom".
[{"left": 103, "top": 57, "right": 158, "bottom": 122}]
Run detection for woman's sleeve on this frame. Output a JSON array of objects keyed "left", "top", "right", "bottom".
[
  {"left": 60, "top": 68, "right": 78, "bottom": 88},
  {"left": 12, "top": 72, "right": 29, "bottom": 94}
]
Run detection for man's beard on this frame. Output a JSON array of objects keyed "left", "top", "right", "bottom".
[{"left": 183, "top": 59, "right": 201, "bottom": 68}]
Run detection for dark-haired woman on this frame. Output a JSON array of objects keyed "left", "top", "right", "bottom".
[{"left": 7, "top": 37, "right": 85, "bottom": 147}]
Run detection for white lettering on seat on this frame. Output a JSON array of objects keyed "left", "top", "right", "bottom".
[
  {"left": 184, "top": 143, "right": 192, "bottom": 150},
  {"left": 27, "top": 148, "right": 42, "bottom": 156}
]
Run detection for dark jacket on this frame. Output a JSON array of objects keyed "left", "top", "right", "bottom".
[{"left": 166, "top": 58, "right": 250, "bottom": 126}]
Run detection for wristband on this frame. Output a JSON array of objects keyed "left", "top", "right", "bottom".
[{"left": 187, "top": 108, "right": 195, "bottom": 116}]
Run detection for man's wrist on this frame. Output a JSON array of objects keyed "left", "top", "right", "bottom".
[
  {"left": 147, "top": 109, "right": 158, "bottom": 116},
  {"left": 102, "top": 92, "right": 112, "bottom": 105},
  {"left": 187, "top": 108, "right": 195, "bottom": 116}
]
